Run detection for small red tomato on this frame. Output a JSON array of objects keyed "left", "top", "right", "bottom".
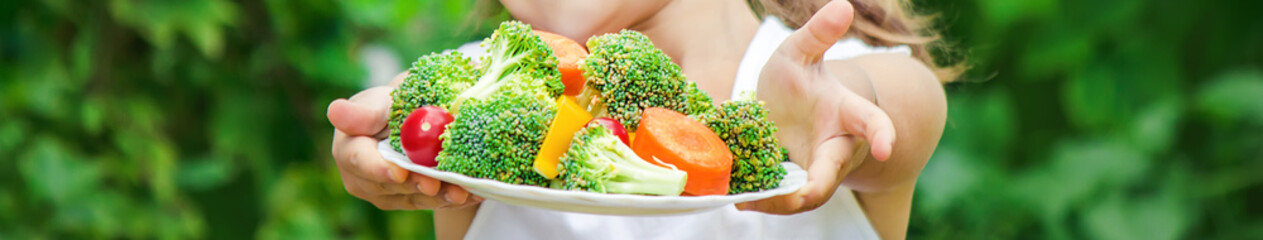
[
  {"left": 400, "top": 106, "right": 454, "bottom": 167},
  {"left": 589, "top": 117, "right": 630, "bottom": 145}
]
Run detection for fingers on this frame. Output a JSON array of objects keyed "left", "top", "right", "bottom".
[
  {"left": 445, "top": 185, "right": 484, "bottom": 208},
  {"left": 444, "top": 186, "right": 470, "bottom": 204},
  {"left": 333, "top": 132, "right": 409, "bottom": 184},
  {"left": 370, "top": 194, "right": 446, "bottom": 210},
  {"left": 736, "top": 137, "right": 856, "bottom": 214},
  {"left": 327, "top": 86, "right": 395, "bottom": 136},
  {"left": 837, "top": 91, "right": 896, "bottom": 161},
  {"left": 340, "top": 161, "right": 486, "bottom": 210},
  {"left": 363, "top": 186, "right": 483, "bottom": 210},
  {"left": 413, "top": 173, "right": 443, "bottom": 196},
  {"left": 734, "top": 194, "right": 795, "bottom": 215},
  {"left": 780, "top": 0, "right": 855, "bottom": 63},
  {"left": 341, "top": 171, "right": 422, "bottom": 197},
  {"left": 795, "top": 137, "right": 856, "bottom": 210}
]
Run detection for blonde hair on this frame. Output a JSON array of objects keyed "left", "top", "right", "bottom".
[{"left": 749, "top": 0, "right": 964, "bottom": 82}]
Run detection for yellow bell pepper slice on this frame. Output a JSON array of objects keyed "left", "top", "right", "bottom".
[{"left": 534, "top": 96, "right": 594, "bottom": 179}]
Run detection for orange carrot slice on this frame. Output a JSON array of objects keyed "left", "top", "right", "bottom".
[
  {"left": 535, "top": 30, "right": 588, "bottom": 96},
  {"left": 631, "top": 108, "right": 733, "bottom": 196}
]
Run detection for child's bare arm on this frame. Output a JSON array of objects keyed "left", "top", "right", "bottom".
[{"left": 434, "top": 204, "right": 480, "bottom": 240}]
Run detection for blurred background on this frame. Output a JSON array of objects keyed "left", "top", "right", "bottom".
[{"left": 2, "top": 0, "right": 1261, "bottom": 239}]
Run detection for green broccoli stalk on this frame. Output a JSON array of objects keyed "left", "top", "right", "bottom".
[
  {"left": 553, "top": 123, "right": 688, "bottom": 196},
  {"left": 435, "top": 91, "right": 557, "bottom": 186},
  {"left": 389, "top": 52, "right": 478, "bottom": 152},
  {"left": 451, "top": 20, "right": 564, "bottom": 111},
  {"left": 702, "top": 97, "right": 788, "bottom": 194},
  {"left": 578, "top": 30, "right": 695, "bottom": 130}
]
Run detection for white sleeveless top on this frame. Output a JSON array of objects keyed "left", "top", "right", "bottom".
[{"left": 453, "top": 17, "right": 911, "bottom": 240}]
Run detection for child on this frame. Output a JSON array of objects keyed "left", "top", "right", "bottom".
[{"left": 327, "top": 0, "right": 953, "bottom": 239}]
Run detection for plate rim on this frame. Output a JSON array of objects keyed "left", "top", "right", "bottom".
[{"left": 376, "top": 140, "right": 806, "bottom": 214}]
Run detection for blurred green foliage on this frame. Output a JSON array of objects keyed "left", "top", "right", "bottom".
[
  {"left": 913, "top": 0, "right": 1263, "bottom": 239},
  {"left": 3, "top": 0, "right": 1261, "bottom": 239},
  {"left": 2, "top": 0, "right": 502, "bottom": 239}
]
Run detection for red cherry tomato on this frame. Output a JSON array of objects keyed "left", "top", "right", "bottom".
[
  {"left": 589, "top": 117, "right": 630, "bottom": 145},
  {"left": 400, "top": 106, "right": 454, "bottom": 167}
]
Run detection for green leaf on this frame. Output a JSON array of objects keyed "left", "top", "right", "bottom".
[
  {"left": 976, "top": 0, "right": 1057, "bottom": 30},
  {"left": 209, "top": 92, "right": 268, "bottom": 161},
  {"left": 1018, "top": 25, "right": 1094, "bottom": 81},
  {"left": 257, "top": 167, "right": 340, "bottom": 240},
  {"left": 17, "top": 136, "right": 99, "bottom": 206},
  {"left": 80, "top": 96, "right": 106, "bottom": 135},
  {"left": 285, "top": 37, "right": 367, "bottom": 88},
  {"left": 940, "top": 88, "right": 1017, "bottom": 159},
  {"left": 186, "top": 20, "right": 227, "bottom": 59},
  {"left": 148, "top": 140, "right": 180, "bottom": 204},
  {"left": 1196, "top": 68, "right": 1263, "bottom": 125},
  {"left": 388, "top": 211, "right": 436, "bottom": 240},
  {"left": 71, "top": 27, "right": 96, "bottom": 81},
  {"left": 1062, "top": 64, "right": 1123, "bottom": 130},
  {"left": 0, "top": 118, "right": 25, "bottom": 157},
  {"left": 107, "top": 0, "right": 238, "bottom": 58},
  {"left": 177, "top": 155, "right": 235, "bottom": 191},
  {"left": 1127, "top": 97, "right": 1183, "bottom": 154},
  {"left": 20, "top": 58, "right": 78, "bottom": 120},
  {"left": 1082, "top": 169, "right": 1193, "bottom": 240},
  {"left": 0, "top": 188, "right": 16, "bottom": 225},
  {"left": 917, "top": 148, "right": 986, "bottom": 215},
  {"left": 1015, "top": 137, "right": 1148, "bottom": 219}
]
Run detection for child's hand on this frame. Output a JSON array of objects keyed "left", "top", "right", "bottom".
[
  {"left": 327, "top": 73, "right": 482, "bottom": 210},
  {"left": 736, "top": 0, "right": 896, "bottom": 214}
]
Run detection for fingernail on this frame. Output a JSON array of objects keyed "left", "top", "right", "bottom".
[
  {"left": 389, "top": 167, "right": 408, "bottom": 183},
  {"left": 735, "top": 203, "right": 750, "bottom": 211},
  {"left": 444, "top": 192, "right": 456, "bottom": 203}
]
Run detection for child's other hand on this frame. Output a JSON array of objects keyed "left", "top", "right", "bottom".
[
  {"left": 328, "top": 73, "right": 482, "bottom": 210},
  {"left": 736, "top": 0, "right": 895, "bottom": 215}
]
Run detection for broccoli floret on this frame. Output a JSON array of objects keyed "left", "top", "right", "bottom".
[
  {"left": 389, "top": 52, "right": 478, "bottom": 152},
  {"left": 702, "top": 98, "right": 788, "bottom": 194},
  {"left": 682, "top": 82, "right": 716, "bottom": 118},
  {"left": 392, "top": 21, "right": 565, "bottom": 186},
  {"left": 578, "top": 30, "right": 694, "bottom": 129},
  {"left": 451, "top": 20, "right": 564, "bottom": 111},
  {"left": 434, "top": 91, "right": 557, "bottom": 186},
  {"left": 553, "top": 123, "right": 688, "bottom": 196}
]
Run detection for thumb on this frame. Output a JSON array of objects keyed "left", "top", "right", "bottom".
[
  {"left": 779, "top": 0, "right": 855, "bottom": 63},
  {"left": 327, "top": 86, "right": 394, "bottom": 136}
]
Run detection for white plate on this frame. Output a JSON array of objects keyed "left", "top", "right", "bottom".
[{"left": 377, "top": 140, "right": 806, "bottom": 216}]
